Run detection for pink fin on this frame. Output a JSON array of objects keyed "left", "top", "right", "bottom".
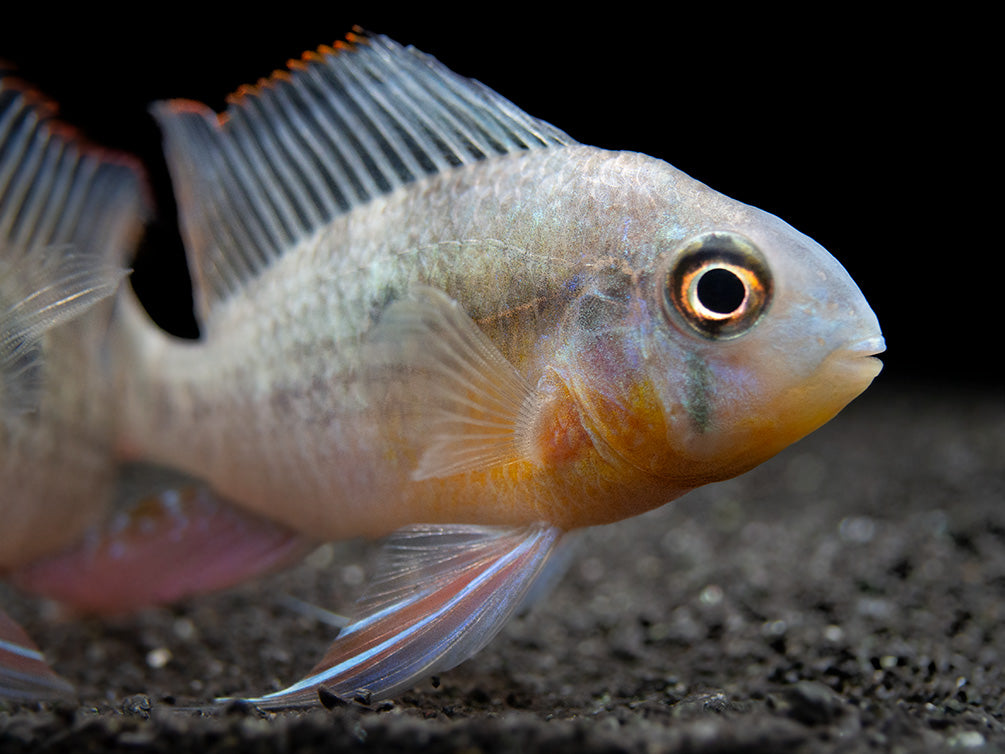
[
  {"left": 231, "top": 523, "right": 564, "bottom": 708},
  {"left": 10, "top": 486, "right": 315, "bottom": 614},
  {"left": 0, "top": 610, "right": 73, "bottom": 701}
]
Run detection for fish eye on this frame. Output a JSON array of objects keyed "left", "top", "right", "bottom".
[{"left": 662, "top": 232, "right": 772, "bottom": 339}]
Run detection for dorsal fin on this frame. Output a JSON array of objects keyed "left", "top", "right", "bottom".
[
  {"left": 0, "top": 68, "right": 148, "bottom": 415},
  {"left": 151, "top": 29, "right": 575, "bottom": 323},
  {"left": 0, "top": 70, "right": 147, "bottom": 266}
]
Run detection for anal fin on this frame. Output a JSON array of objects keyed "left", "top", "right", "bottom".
[
  {"left": 230, "top": 523, "right": 563, "bottom": 708},
  {"left": 10, "top": 472, "right": 316, "bottom": 615}
]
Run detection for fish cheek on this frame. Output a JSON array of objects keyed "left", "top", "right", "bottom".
[
  {"left": 639, "top": 331, "right": 755, "bottom": 478},
  {"left": 662, "top": 338, "right": 817, "bottom": 480},
  {"left": 682, "top": 351, "right": 714, "bottom": 434}
]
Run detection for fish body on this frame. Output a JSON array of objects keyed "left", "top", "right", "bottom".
[
  {"left": 116, "top": 39, "right": 882, "bottom": 544},
  {"left": 2, "top": 31, "right": 884, "bottom": 706},
  {"left": 109, "top": 32, "right": 881, "bottom": 706}
]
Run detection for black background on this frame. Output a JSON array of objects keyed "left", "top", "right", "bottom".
[{"left": 1, "top": 10, "right": 993, "bottom": 387}]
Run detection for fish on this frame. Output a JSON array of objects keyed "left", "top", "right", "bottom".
[
  {"left": 3, "top": 29, "right": 884, "bottom": 706},
  {"left": 0, "top": 68, "right": 146, "bottom": 699}
]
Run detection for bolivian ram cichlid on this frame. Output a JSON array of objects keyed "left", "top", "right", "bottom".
[{"left": 0, "top": 31, "right": 883, "bottom": 705}]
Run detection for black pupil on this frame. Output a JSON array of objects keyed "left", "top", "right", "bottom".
[{"left": 696, "top": 268, "right": 746, "bottom": 314}]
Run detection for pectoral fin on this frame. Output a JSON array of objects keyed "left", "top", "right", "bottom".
[
  {"left": 0, "top": 610, "right": 73, "bottom": 701},
  {"left": 230, "top": 522, "right": 564, "bottom": 708},
  {"left": 366, "top": 285, "right": 537, "bottom": 480}
]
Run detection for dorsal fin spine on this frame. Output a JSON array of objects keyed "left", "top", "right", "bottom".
[
  {"left": 302, "top": 59, "right": 394, "bottom": 197},
  {"left": 221, "top": 108, "right": 291, "bottom": 259},
  {"left": 235, "top": 93, "right": 321, "bottom": 233},
  {"left": 263, "top": 84, "right": 344, "bottom": 218},
  {"left": 283, "top": 76, "right": 366, "bottom": 210},
  {"left": 338, "top": 44, "right": 439, "bottom": 181},
  {"left": 327, "top": 54, "right": 412, "bottom": 188}
]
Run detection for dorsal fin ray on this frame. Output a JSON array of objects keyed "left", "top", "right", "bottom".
[
  {"left": 0, "top": 71, "right": 146, "bottom": 265},
  {"left": 152, "top": 30, "right": 575, "bottom": 323},
  {"left": 0, "top": 69, "right": 147, "bottom": 415}
]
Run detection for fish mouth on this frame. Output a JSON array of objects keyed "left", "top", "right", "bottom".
[
  {"left": 838, "top": 334, "right": 885, "bottom": 383},
  {"left": 849, "top": 335, "right": 886, "bottom": 360}
]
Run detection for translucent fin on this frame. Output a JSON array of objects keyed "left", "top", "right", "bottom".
[
  {"left": 365, "top": 285, "right": 535, "bottom": 479},
  {"left": 150, "top": 29, "right": 573, "bottom": 322},
  {"left": 0, "top": 609, "right": 73, "bottom": 701},
  {"left": 0, "top": 250, "right": 128, "bottom": 414},
  {"left": 514, "top": 529, "right": 582, "bottom": 616},
  {"left": 10, "top": 469, "right": 315, "bottom": 614},
  {"left": 276, "top": 595, "right": 350, "bottom": 630},
  {"left": 230, "top": 523, "right": 563, "bottom": 708},
  {"left": 0, "top": 69, "right": 147, "bottom": 415}
]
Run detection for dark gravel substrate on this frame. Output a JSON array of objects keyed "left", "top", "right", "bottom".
[{"left": 2, "top": 380, "right": 1002, "bottom": 753}]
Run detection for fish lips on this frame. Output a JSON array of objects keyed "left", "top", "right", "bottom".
[
  {"left": 833, "top": 334, "right": 886, "bottom": 387},
  {"left": 850, "top": 333, "right": 886, "bottom": 365}
]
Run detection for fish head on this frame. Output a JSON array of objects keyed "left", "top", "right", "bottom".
[{"left": 554, "top": 169, "right": 884, "bottom": 497}]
